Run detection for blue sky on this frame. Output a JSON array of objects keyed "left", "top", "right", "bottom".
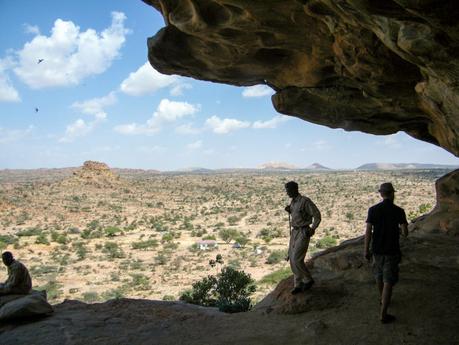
[{"left": 0, "top": 1, "right": 457, "bottom": 170}]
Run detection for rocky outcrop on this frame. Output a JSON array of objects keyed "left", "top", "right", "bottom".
[
  {"left": 2, "top": 232, "right": 458, "bottom": 344},
  {"left": 64, "top": 161, "right": 121, "bottom": 188},
  {"left": 144, "top": 0, "right": 459, "bottom": 157},
  {"left": 410, "top": 168, "right": 459, "bottom": 235}
]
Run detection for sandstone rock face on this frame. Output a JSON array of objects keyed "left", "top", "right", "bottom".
[
  {"left": 410, "top": 168, "right": 459, "bottom": 235},
  {"left": 144, "top": 0, "right": 459, "bottom": 156}
]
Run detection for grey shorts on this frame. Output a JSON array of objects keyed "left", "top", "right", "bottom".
[{"left": 373, "top": 254, "right": 400, "bottom": 285}]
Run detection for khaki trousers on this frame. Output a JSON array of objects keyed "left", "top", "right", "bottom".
[{"left": 288, "top": 227, "right": 312, "bottom": 288}]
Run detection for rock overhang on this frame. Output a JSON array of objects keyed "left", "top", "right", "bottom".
[{"left": 143, "top": 0, "right": 459, "bottom": 157}]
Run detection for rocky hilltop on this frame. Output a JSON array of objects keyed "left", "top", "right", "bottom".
[{"left": 63, "top": 160, "right": 121, "bottom": 188}]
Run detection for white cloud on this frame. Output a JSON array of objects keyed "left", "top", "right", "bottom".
[
  {"left": 23, "top": 24, "right": 40, "bottom": 35},
  {"left": 205, "top": 115, "right": 250, "bottom": 134},
  {"left": 120, "top": 62, "right": 178, "bottom": 96},
  {"left": 175, "top": 123, "right": 202, "bottom": 135},
  {"left": 59, "top": 119, "right": 92, "bottom": 142},
  {"left": 253, "top": 115, "right": 289, "bottom": 129},
  {"left": 154, "top": 98, "right": 199, "bottom": 121},
  {"left": 378, "top": 134, "right": 402, "bottom": 149},
  {"left": 71, "top": 92, "right": 116, "bottom": 120},
  {"left": 187, "top": 140, "right": 203, "bottom": 150},
  {"left": 13, "top": 12, "right": 128, "bottom": 89},
  {"left": 0, "top": 58, "right": 20, "bottom": 102},
  {"left": 170, "top": 83, "right": 192, "bottom": 96},
  {"left": 115, "top": 99, "right": 199, "bottom": 135},
  {"left": 120, "top": 62, "right": 192, "bottom": 97},
  {"left": 59, "top": 92, "right": 116, "bottom": 142},
  {"left": 242, "top": 85, "right": 274, "bottom": 98},
  {"left": 301, "top": 140, "right": 331, "bottom": 151},
  {"left": 0, "top": 125, "right": 33, "bottom": 143}
]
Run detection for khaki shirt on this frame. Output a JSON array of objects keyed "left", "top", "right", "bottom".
[
  {"left": 0, "top": 260, "right": 32, "bottom": 295},
  {"left": 290, "top": 194, "right": 321, "bottom": 229}
]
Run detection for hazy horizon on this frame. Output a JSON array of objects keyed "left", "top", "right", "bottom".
[
  {"left": 1, "top": 1, "right": 458, "bottom": 171},
  {"left": 0, "top": 160, "right": 457, "bottom": 172}
]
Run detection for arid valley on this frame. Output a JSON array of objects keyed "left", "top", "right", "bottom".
[{"left": 0, "top": 161, "right": 446, "bottom": 305}]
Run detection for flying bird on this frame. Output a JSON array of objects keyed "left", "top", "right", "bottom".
[
  {"left": 35, "top": 107, "right": 39, "bottom": 113},
  {"left": 37, "top": 59, "right": 44, "bottom": 64}
]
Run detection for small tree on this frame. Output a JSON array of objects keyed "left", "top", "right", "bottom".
[
  {"left": 180, "top": 259, "right": 255, "bottom": 313},
  {"left": 218, "top": 228, "right": 238, "bottom": 243}
]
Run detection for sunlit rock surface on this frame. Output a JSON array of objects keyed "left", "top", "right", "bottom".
[{"left": 144, "top": 0, "right": 459, "bottom": 156}]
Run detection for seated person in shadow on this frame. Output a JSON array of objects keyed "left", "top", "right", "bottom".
[{"left": 0, "top": 251, "right": 32, "bottom": 296}]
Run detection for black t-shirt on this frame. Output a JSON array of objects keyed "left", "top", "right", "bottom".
[{"left": 366, "top": 199, "right": 408, "bottom": 255}]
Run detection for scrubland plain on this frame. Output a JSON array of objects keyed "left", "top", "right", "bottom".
[{"left": 0, "top": 164, "right": 443, "bottom": 304}]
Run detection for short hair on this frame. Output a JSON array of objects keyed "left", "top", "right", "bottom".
[
  {"left": 285, "top": 181, "right": 298, "bottom": 190},
  {"left": 2, "top": 251, "right": 13, "bottom": 260}
]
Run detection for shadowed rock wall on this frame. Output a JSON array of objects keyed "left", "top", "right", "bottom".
[{"left": 144, "top": 0, "right": 459, "bottom": 157}]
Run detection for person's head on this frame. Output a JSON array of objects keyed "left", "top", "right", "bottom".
[
  {"left": 378, "top": 182, "right": 395, "bottom": 201},
  {"left": 2, "top": 251, "right": 14, "bottom": 266},
  {"left": 285, "top": 181, "right": 299, "bottom": 198}
]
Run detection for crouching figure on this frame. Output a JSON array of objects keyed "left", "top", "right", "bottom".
[{"left": 0, "top": 251, "right": 32, "bottom": 296}]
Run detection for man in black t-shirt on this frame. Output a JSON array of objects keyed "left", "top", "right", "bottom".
[{"left": 364, "top": 182, "right": 408, "bottom": 324}]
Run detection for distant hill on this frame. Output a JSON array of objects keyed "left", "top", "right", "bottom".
[
  {"left": 304, "top": 163, "right": 331, "bottom": 170},
  {"left": 258, "top": 162, "right": 298, "bottom": 170},
  {"left": 357, "top": 163, "right": 459, "bottom": 170},
  {"left": 178, "top": 167, "right": 215, "bottom": 173}
]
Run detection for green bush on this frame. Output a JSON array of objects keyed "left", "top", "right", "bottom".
[
  {"left": 73, "top": 242, "right": 88, "bottom": 260},
  {"left": 102, "top": 287, "right": 125, "bottom": 300},
  {"left": 129, "top": 273, "right": 150, "bottom": 290},
  {"left": 266, "top": 249, "right": 287, "bottom": 264},
  {"left": 0, "top": 235, "right": 18, "bottom": 249},
  {"left": 51, "top": 231, "right": 68, "bottom": 244},
  {"left": 35, "top": 232, "right": 49, "bottom": 245},
  {"left": 258, "top": 267, "right": 291, "bottom": 285},
  {"left": 180, "top": 267, "right": 255, "bottom": 313},
  {"left": 419, "top": 203, "right": 432, "bottom": 214},
  {"left": 257, "top": 227, "right": 282, "bottom": 243},
  {"left": 315, "top": 236, "right": 337, "bottom": 249},
  {"left": 227, "top": 215, "right": 240, "bottom": 226},
  {"left": 82, "top": 291, "right": 100, "bottom": 303},
  {"left": 102, "top": 242, "right": 125, "bottom": 259},
  {"left": 104, "top": 226, "right": 123, "bottom": 237},
  {"left": 131, "top": 239, "right": 158, "bottom": 250},
  {"left": 17, "top": 227, "right": 42, "bottom": 237},
  {"left": 234, "top": 234, "right": 250, "bottom": 247}
]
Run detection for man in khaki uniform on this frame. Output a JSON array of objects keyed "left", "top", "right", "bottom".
[
  {"left": 285, "top": 181, "right": 321, "bottom": 294},
  {"left": 0, "top": 251, "right": 32, "bottom": 295}
]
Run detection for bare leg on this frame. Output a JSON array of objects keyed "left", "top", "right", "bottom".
[
  {"left": 377, "top": 279, "right": 383, "bottom": 298},
  {"left": 380, "top": 283, "right": 394, "bottom": 322}
]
